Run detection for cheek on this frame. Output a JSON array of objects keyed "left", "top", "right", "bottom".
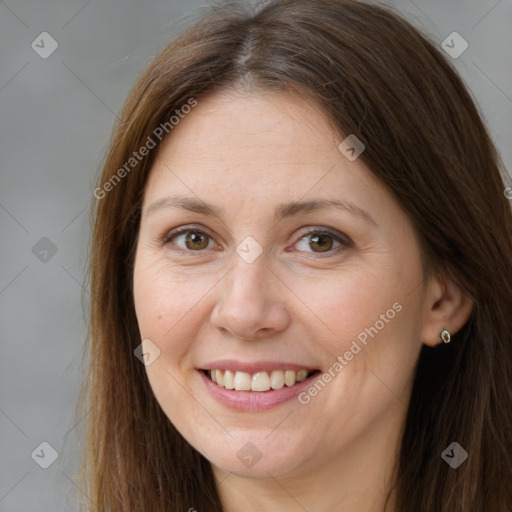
[
  {"left": 132, "top": 260, "right": 224, "bottom": 388},
  {"left": 133, "top": 260, "right": 212, "bottom": 337},
  {"left": 295, "top": 261, "right": 422, "bottom": 388},
  {"left": 293, "top": 265, "right": 399, "bottom": 340},
  {"left": 296, "top": 271, "right": 421, "bottom": 435},
  {"left": 132, "top": 263, "right": 206, "bottom": 417}
]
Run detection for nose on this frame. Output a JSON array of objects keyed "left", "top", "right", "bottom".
[{"left": 210, "top": 255, "right": 290, "bottom": 341}]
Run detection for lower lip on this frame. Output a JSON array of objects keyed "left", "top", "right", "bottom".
[{"left": 197, "top": 370, "right": 320, "bottom": 412}]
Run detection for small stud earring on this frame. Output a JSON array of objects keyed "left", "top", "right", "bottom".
[{"left": 440, "top": 329, "right": 451, "bottom": 343}]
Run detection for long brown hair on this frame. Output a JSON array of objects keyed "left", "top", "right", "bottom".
[{"left": 78, "top": 1, "right": 512, "bottom": 510}]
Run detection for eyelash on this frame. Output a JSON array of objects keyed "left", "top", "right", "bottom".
[{"left": 161, "top": 225, "right": 352, "bottom": 258}]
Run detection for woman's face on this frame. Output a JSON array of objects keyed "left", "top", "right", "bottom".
[{"left": 133, "top": 89, "right": 428, "bottom": 480}]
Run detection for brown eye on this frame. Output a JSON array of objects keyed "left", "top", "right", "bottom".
[
  {"left": 163, "top": 228, "right": 214, "bottom": 252},
  {"left": 294, "top": 228, "right": 352, "bottom": 256},
  {"left": 308, "top": 233, "right": 334, "bottom": 253},
  {"left": 183, "top": 231, "right": 210, "bottom": 250}
]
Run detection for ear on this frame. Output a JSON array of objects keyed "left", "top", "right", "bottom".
[{"left": 420, "top": 271, "right": 474, "bottom": 347}]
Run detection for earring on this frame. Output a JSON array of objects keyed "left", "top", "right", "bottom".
[{"left": 440, "top": 329, "right": 451, "bottom": 344}]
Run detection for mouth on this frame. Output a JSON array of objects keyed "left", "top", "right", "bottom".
[{"left": 200, "top": 368, "right": 321, "bottom": 392}]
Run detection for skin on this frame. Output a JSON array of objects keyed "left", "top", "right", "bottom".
[{"left": 132, "top": 88, "right": 473, "bottom": 512}]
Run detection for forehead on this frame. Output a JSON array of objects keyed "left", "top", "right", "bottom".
[
  {"left": 143, "top": 89, "right": 379, "bottom": 205},
  {"left": 165, "top": 90, "right": 337, "bottom": 159}
]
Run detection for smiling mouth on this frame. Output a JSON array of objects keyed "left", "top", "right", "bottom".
[{"left": 202, "top": 369, "right": 320, "bottom": 392}]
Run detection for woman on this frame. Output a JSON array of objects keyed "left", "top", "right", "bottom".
[{"left": 79, "top": 0, "right": 512, "bottom": 510}]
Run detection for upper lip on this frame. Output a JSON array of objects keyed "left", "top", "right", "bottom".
[{"left": 198, "top": 360, "right": 318, "bottom": 374}]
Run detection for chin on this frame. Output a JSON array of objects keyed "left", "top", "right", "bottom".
[{"left": 201, "top": 437, "right": 310, "bottom": 480}]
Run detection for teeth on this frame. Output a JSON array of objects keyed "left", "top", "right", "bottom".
[
  {"left": 251, "top": 372, "right": 270, "bottom": 392},
  {"left": 296, "top": 369, "right": 308, "bottom": 382},
  {"left": 223, "top": 370, "right": 235, "bottom": 389},
  {"left": 270, "top": 370, "right": 284, "bottom": 389},
  {"left": 207, "top": 369, "right": 313, "bottom": 391},
  {"left": 284, "top": 370, "right": 296, "bottom": 387},
  {"left": 234, "top": 371, "right": 251, "bottom": 391}
]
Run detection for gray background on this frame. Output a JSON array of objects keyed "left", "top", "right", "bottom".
[{"left": 1, "top": 0, "right": 511, "bottom": 510}]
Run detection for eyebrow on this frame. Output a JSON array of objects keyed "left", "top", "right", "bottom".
[{"left": 145, "top": 195, "right": 376, "bottom": 226}]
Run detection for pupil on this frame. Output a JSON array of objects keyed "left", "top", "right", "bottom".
[
  {"left": 187, "top": 232, "right": 206, "bottom": 249},
  {"left": 311, "top": 234, "right": 332, "bottom": 252}
]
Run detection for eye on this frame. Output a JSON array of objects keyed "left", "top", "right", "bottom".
[
  {"left": 293, "top": 227, "right": 352, "bottom": 256},
  {"left": 162, "top": 225, "right": 352, "bottom": 257},
  {"left": 162, "top": 227, "right": 216, "bottom": 252}
]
